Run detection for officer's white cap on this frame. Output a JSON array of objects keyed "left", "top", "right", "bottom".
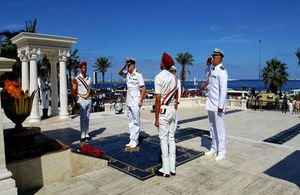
[
  {"left": 170, "top": 66, "right": 177, "bottom": 71},
  {"left": 40, "top": 66, "right": 46, "bottom": 70},
  {"left": 126, "top": 57, "right": 136, "bottom": 65},
  {"left": 212, "top": 48, "right": 225, "bottom": 58}
]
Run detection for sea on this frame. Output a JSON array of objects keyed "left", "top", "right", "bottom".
[{"left": 92, "top": 79, "right": 300, "bottom": 92}]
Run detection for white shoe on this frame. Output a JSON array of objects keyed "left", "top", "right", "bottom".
[
  {"left": 216, "top": 154, "right": 226, "bottom": 161},
  {"left": 205, "top": 150, "right": 217, "bottom": 156},
  {"left": 126, "top": 140, "right": 133, "bottom": 147},
  {"left": 130, "top": 141, "right": 138, "bottom": 148}
]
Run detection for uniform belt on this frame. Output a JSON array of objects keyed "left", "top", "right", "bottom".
[
  {"left": 160, "top": 105, "right": 174, "bottom": 114},
  {"left": 127, "top": 87, "right": 140, "bottom": 91}
]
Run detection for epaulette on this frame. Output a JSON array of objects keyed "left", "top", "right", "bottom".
[
  {"left": 220, "top": 66, "right": 225, "bottom": 70},
  {"left": 136, "top": 70, "right": 141, "bottom": 74}
]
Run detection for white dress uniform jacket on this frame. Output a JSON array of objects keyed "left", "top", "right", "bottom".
[
  {"left": 205, "top": 63, "right": 228, "bottom": 155},
  {"left": 206, "top": 63, "right": 228, "bottom": 112},
  {"left": 121, "top": 69, "right": 145, "bottom": 144},
  {"left": 155, "top": 70, "right": 178, "bottom": 175},
  {"left": 38, "top": 75, "right": 52, "bottom": 109},
  {"left": 76, "top": 73, "right": 92, "bottom": 139}
]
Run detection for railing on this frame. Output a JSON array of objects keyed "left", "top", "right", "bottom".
[{"left": 104, "top": 97, "right": 248, "bottom": 111}]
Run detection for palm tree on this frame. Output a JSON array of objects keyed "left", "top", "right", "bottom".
[
  {"left": 175, "top": 52, "right": 194, "bottom": 92},
  {"left": 261, "top": 58, "right": 288, "bottom": 94},
  {"left": 93, "top": 57, "right": 112, "bottom": 89},
  {"left": 66, "top": 49, "right": 80, "bottom": 89},
  {"left": 296, "top": 48, "right": 300, "bottom": 65},
  {"left": 25, "top": 18, "right": 37, "bottom": 33}
]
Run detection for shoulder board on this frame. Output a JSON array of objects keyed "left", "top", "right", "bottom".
[
  {"left": 220, "top": 66, "right": 225, "bottom": 70},
  {"left": 136, "top": 70, "right": 141, "bottom": 74}
]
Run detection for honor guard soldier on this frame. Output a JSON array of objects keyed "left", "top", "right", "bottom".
[
  {"left": 73, "top": 62, "right": 92, "bottom": 143},
  {"left": 170, "top": 66, "right": 181, "bottom": 130},
  {"left": 204, "top": 48, "right": 228, "bottom": 161},
  {"left": 38, "top": 66, "right": 52, "bottom": 119},
  {"left": 155, "top": 53, "right": 178, "bottom": 177},
  {"left": 118, "top": 57, "right": 146, "bottom": 148}
]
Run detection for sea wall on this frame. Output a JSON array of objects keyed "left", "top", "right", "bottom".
[{"left": 104, "top": 97, "right": 247, "bottom": 111}]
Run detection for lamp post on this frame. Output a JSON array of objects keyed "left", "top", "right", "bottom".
[{"left": 258, "top": 40, "right": 262, "bottom": 90}]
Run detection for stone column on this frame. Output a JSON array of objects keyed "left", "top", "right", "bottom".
[
  {"left": 0, "top": 88, "right": 17, "bottom": 194},
  {"left": 18, "top": 48, "right": 29, "bottom": 91},
  {"left": 28, "top": 48, "right": 41, "bottom": 123},
  {"left": 46, "top": 51, "right": 59, "bottom": 116},
  {"left": 58, "top": 50, "right": 70, "bottom": 119}
]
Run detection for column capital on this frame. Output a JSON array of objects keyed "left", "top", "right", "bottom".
[
  {"left": 44, "top": 50, "right": 59, "bottom": 64},
  {"left": 17, "top": 48, "right": 29, "bottom": 62},
  {"left": 28, "top": 48, "right": 41, "bottom": 61},
  {"left": 58, "top": 50, "right": 70, "bottom": 62}
]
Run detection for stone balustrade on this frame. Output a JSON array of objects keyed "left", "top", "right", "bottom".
[{"left": 104, "top": 97, "right": 247, "bottom": 111}]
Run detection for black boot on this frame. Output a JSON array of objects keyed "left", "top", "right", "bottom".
[{"left": 42, "top": 109, "right": 48, "bottom": 119}]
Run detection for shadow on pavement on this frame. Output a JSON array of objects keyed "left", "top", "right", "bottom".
[
  {"left": 43, "top": 127, "right": 106, "bottom": 146},
  {"left": 264, "top": 150, "right": 300, "bottom": 187}
]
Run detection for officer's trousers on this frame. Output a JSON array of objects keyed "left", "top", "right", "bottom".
[
  {"left": 78, "top": 98, "right": 92, "bottom": 138},
  {"left": 208, "top": 110, "right": 226, "bottom": 155},
  {"left": 175, "top": 109, "right": 179, "bottom": 130},
  {"left": 126, "top": 101, "right": 140, "bottom": 143},
  {"left": 159, "top": 107, "right": 176, "bottom": 158}
]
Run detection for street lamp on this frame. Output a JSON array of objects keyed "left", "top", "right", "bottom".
[{"left": 258, "top": 40, "right": 262, "bottom": 90}]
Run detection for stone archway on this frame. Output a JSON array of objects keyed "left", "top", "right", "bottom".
[{"left": 11, "top": 32, "right": 77, "bottom": 123}]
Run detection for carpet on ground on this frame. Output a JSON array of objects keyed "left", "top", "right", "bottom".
[{"left": 71, "top": 128, "right": 206, "bottom": 180}]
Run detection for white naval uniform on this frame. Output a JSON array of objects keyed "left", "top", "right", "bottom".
[
  {"left": 121, "top": 69, "right": 145, "bottom": 144},
  {"left": 206, "top": 63, "right": 228, "bottom": 155},
  {"left": 155, "top": 70, "right": 178, "bottom": 174},
  {"left": 38, "top": 75, "right": 51, "bottom": 109},
  {"left": 76, "top": 73, "right": 92, "bottom": 139},
  {"left": 175, "top": 79, "right": 181, "bottom": 130}
]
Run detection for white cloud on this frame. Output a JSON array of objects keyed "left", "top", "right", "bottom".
[{"left": 0, "top": 23, "right": 23, "bottom": 31}]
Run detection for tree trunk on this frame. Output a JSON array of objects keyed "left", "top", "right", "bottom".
[
  {"left": 102, "top": 72, "right": 105, "bottom": 90},
  {"left": 68, "top": 70, "right": 72, "bottom": 90}
]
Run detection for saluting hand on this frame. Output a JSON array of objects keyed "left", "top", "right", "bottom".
[{"left": 206, "top": 57, "right": 212, "bottom": 66}]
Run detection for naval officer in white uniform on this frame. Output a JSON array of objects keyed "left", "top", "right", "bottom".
[
  {"left": 118, "top": 58, "right": 146, "bottom": 148},
  {"left": 170, "top": 66, "right": 181, "bottom": 130},
  {"left": 204, "top": 48, "right": 228, "bottom": 161}
]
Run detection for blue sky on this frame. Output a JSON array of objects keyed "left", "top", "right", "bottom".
[{"left": 1, "top": 0, "right": 300, "bottom": 80}]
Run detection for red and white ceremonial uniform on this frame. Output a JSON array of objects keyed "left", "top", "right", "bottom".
[
  {"left": 155, "top": 69, "right": 177, "bottom": 175},
  {"left": 121, "top": 68, "right": 145, "bottom": 145},
  {"left": 73, "top": 73, "right": 92, "bottom": 140}
]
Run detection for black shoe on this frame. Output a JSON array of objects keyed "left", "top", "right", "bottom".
[
  {"left": 170, "top": 172, "right": 176, "bottom": 176},
  {"left": 85, "top": 137, "right": 92, "bottom": 141},
  {"left": 80, "top": 138, "right": 86, "bottom": 143},
  {"left": 155, "top": 170, "right": 170, "bottom": 177}
]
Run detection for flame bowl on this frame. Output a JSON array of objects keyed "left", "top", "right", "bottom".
[{"left": 1, "top": 90, "right": 36, "bottom": 130}]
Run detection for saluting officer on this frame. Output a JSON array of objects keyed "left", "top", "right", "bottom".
[
  {"left": 118, "top": 58, "right": 146, "bottom": 148},
  {"left": 204, "top": 48, "right": 228, "bottom": 161},
  {"left": 170, "top": 66, "right": 181, "bottom": 130},
  {"left": 38, "top": 66, "right": 51, "bottom": 119},
  {"left": 155, "top": 53, "right": 178, "bottom": 177},
  {"left": 73, "top": 62, "right": 92, "bottom": 143}
]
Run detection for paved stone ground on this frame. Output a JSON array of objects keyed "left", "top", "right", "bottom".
[{"left": 2, "top": 105, "right": 300, "bottom": 194}]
